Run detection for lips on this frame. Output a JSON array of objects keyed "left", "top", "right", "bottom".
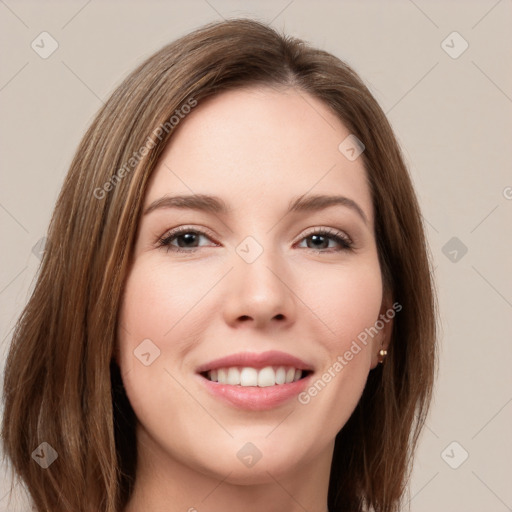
[
  {"left": 195, "top": 350, "right": 315, "bottom": 410},
  {"left": 195, "top": 350, "right": 314, "bottom": 374}
]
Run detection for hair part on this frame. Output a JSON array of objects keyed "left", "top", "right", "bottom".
[{"left": 2, "top": 18, "right": 437, "bottom": 512}]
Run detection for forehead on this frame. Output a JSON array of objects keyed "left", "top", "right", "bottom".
[{"left": 145, "top": 86, "right": 373, "bottom": 225}]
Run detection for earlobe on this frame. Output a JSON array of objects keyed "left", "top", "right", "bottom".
[
  {"left": 370, "top": 297, "right": 394, "bottom": 369},
  {"left": 370, "top": 340, "right": 390, "bottom": 369},
  {"left": 370, "top": 338, "right": 390, "bottom": 369},
  {"left": 377, "top": 348, "right": 388, "bottom": 364}
]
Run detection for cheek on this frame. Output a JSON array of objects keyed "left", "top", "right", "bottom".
[
  {"left": 115, "top": 261, "right": 201, "bottom": 432},
  {"left": 115, "top": 256, "right": 226, "bottom": 400},
  {"left": 296, "top": 262, "right": 383, "bottom": 429},
  {"left": 305, "top": 258, "right": 383, "bottom": 349},
  {"left": 117, "top": 259, "right": 214, "bottom": 349}
]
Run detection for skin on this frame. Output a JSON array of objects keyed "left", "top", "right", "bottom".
[{"left": 116, "top": 85, "right": 392, "bottom": 512}]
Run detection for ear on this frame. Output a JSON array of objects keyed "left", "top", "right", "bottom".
[{"left": 369, "top": 293, "right": 395, "bottom": 369}]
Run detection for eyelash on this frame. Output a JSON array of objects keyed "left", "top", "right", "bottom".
[{"left": 156, "top": 226, "right": 354, "bottom": 254}]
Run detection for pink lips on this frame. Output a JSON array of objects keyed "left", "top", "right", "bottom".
[
  {"left": 195, "top": 350, "right": 314, "bottom": 373},
  {"left": 195, "top": 350, "right": 314, "bottom": 411}
]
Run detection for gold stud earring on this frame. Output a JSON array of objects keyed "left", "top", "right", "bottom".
[{"left": 377, "top": 349, "right": 388, "bottom": 364}]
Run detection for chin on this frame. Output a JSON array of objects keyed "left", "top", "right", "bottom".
[{"left": 218, "top": 440, "right": 307, "bottom": 482}]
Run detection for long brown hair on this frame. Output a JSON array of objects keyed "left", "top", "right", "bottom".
[{"left": 1, "top": 18, "right": 438, "bottom": 512}]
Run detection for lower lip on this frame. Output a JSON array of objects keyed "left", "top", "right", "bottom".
[{"left": 197, "top": 373, "right": 313, "bottom": 411}]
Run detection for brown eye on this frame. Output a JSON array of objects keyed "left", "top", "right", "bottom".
[{"left": 157, "top": 227, "right": 217, "bottom": 253}]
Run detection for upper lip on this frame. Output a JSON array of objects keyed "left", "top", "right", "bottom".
[{"left": 196, "top": 350, "right": 314, "bottom": 373}]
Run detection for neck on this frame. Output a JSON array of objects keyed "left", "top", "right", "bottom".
[{"left": 123, "top": 424, "right": 332, "bottom": 512}]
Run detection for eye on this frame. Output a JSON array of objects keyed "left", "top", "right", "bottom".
[
  {"left": 296, "top": 228, "right": 353, "bottom": 253},
  {"left": 156, "top": 226, "right": 354, "bottom": 254},
  {"left": 157, "top": 227, "right": 218, "bottom": 253}
]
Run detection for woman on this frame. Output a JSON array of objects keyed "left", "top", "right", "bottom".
[{"left": 2, "top": 18, "right": 437, "bottom": 512}]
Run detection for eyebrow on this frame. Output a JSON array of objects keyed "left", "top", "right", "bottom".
[{"left": 143, "top": 193, "right": 368, "bottom": 224}]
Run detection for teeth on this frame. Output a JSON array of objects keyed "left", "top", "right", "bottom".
[
  {"left": 275, "top": 366, "right": 286, "bottom": 385},
  {"left": 217, "top": 368, "right": 227, "bottom": 383},
  {"left": 206, "top": 366, "right": 306, "bottom": 386},
  {"left": 227, "top": 367, "right": 239, "bottom": 385},
  {"left": 257, "top": 366, "right": 275, "bottom": 387},
  {"left": 240, "top": 367, "right": 258, "bottom": 386}
]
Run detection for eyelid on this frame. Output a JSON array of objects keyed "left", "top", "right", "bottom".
[
  {"left": 297, "top": 226, "right": 353, "bottom": 246},
  {"left": 157, "top": 225, "right": 219, "bottom": 247},
  {"left": 157, "top": 225, "right": 351, "bottom": 244},
  {"left": 156, "top": 224, "right": 354, "bottom": 254}
]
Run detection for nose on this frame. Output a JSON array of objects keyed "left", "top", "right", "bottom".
[{"left": 222, "top": 246, "right": 296, "bottom": 330}]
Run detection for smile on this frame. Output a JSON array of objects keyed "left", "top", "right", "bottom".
[
  {"left": 201, "top": 366, "right": 310, "bottom": 386},
  {"left": 195, "top": 350, "right": 315, "bottom": 410}
]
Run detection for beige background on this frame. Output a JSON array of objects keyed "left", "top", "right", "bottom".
[{"left": 1, "top": 0, "right": 511, "bottom": 510}]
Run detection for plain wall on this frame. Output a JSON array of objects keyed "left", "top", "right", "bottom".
[{"left": 1, "top": 0, "right": 511, "bottom": 510}]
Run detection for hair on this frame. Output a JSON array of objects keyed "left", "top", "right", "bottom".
[{"left": 1, "top": 17, "right": 438, "bottom": 512}]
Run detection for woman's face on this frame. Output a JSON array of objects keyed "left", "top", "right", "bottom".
[{"left": 116, "top": 86, "right": 392, "bottom": 485}]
